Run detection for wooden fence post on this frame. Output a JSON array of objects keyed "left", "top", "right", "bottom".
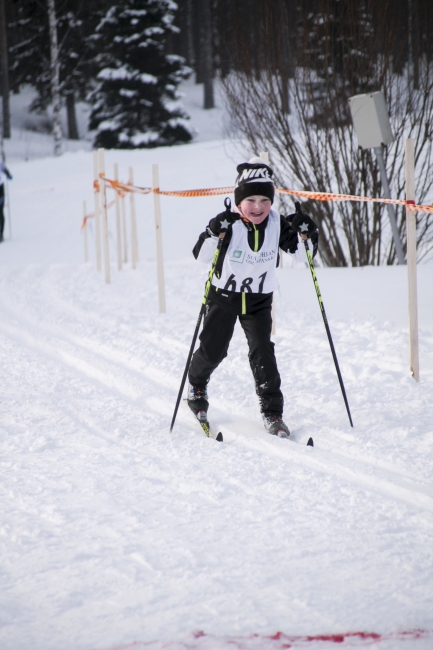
[
  {"left": 83, "top": 200, "right": 89, "bottom": 263},
  {"left": 114, "top": 163, "right": 122, "bottom": 271},
  {"left": 98, "top": 148, "right": 111, "bottom": 284},
  {"left": 93, "top": 151, "right": 102, "bottom": 271},
  {"left": 128, "top": 166, "right": 139, "bottom": 269},
  {"left": 121, "top": 188, "right": 128, "bottom": 264},
  {"left": 260, "top": 151, "right": 276, "bottom": 335},
  {"left": 404, "top": 138, "right": 420, "bottom": 381},
  {"left": 152, "top": 164, "right": 167, "bottom": 313}
]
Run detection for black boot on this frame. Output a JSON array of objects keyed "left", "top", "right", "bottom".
[
  {"left": 187, "top": 384, "right": 209, "bottom": 423},
  {"left": 262, "top": 413, "right": 290, "bottom": 438}
]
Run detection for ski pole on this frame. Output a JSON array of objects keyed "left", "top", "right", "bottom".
[
  {"left": 170, "top": 198, "right": 231, "bottom": 432},
  {"left": 296, "top": 202, "right": 354, "bottom": 427},
  {"left": 6, "top": 177, "right": 11, "bottom": 240}
]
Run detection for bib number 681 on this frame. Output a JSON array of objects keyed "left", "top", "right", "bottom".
[{"left": 223, "top": 271, "right": 267, "bottom": 293}]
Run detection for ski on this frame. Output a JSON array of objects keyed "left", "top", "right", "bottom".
[
  {"left": 182, "top": 400, "right": 312, "bottom": 446},
  {"left": 282, "top": 435, "right": 314, "bottom": 447},
  {"left": 183, "top": 399, "right": 223, "bottom": 442}
]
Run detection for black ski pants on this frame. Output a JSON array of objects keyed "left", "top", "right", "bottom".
[{"left": 188, "top": 297, "right": 284, "bottom": 415}]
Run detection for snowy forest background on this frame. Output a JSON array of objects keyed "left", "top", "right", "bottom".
[{"left": 1, "top": 0, "right": 433, "bottom": 265}]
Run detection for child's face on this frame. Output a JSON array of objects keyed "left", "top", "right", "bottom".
[{"left": 238, "top": 195, "right": 272, "bottom": 224}]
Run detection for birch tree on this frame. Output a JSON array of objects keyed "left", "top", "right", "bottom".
[{"left": 47, "top": 0, "right": 62, "bottom": 156}]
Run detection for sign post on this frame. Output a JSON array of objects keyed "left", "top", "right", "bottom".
[
  {"left": 98, "top": 148, "right": 111, "bottom": 284},
  {"left": 83, "top": 200, "right": 89, "bottom": 263},
  {"left": 404, "top": 138, "right": 419, "bottom": 382},
  {"left": 114, "top": 163, "right": 122, "bottom": 271},
  {"left": 93, "top": 151, "right": 102, "bottom": 271},
  {"left": 152, "top": 164, "right": 166, "bottom": 314},
  {"left": 128, "top": 166, "right": 139, "bottom": 270}
]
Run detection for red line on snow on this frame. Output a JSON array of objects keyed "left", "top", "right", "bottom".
[
  {"left": 264, "top": 629, "right": 429, "bottom": 645},
  {"left": 99, "top": 627, "right": 433, "bottom": 650}
]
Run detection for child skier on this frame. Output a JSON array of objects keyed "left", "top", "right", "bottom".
[{"left": 187, "top": 157, "right": 319, "bottom": 438}]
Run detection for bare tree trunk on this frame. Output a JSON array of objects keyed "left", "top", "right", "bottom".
[
  {"left": 412, "top": 0, "right": 420, "bottom": 90},
  {"left": 0, "top": 0, "right": 10, "bottom": 139},
  {"left": 47, "top": 0, "right": 62, "bottom": 156},
  {"left": 66, "top": 91, "right": 79, "bottom": 140},
  {"left": 279, "top": 2, "right": 291, "bottom": 114},
  {"left": 193, "top": 0, "right": 204, "bottom": 83},
  {"left": 216, "top": 0, "right": 231, "bottom": 78},
  {"left": 185, "top": 0, "right": 195, "bottom": 67},
  {"left": 202, "top": 0, "right": 214, "bottom": 108}
]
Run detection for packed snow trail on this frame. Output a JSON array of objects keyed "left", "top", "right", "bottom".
[{"left": 1, "top": 145, "right": 433, "bottom": 650}]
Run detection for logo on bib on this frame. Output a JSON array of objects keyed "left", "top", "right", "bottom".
[{"left": 230, "top": 249, "right": 245, "bottom": 263}]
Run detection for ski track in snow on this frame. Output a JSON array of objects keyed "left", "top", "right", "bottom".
[
  {"left": 1, "top": 146, "right": 433, "bottom": 650},
  {"left": 1, "top": 262, "right": 432, "bottom": 650}
]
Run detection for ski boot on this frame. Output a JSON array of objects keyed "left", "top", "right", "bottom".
[
  {"left": 187, "top": 384, "right": 209, "bottom": 424},
  {"left": 262, "top": 413, "right": 290, "bottom": 438}
]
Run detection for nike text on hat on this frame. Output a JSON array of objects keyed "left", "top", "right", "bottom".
[{"left": 234, "top": 156, "right": 275, "bottom": 206}]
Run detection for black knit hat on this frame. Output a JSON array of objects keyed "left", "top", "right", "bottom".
[{"left": 234, "top": 157, "right": 275, "bottom": 206}]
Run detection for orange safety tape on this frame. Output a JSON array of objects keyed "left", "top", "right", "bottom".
[
  {"left": 98, "top": 176, "right": 433, "bottom": 214},
  {"left": 81, "top": 213, "right": 94, "bottom": 228},
  {"left": 276, "top": 188, "right": 433, "bottom": 214},
  {"left": 156, "top": 186, "right": 235, "bottom": 197},
  {"left": 81, "top": 200, "right": 115, "bottom": 229},
  {"left": 101, "top": 176, "right": 233, "bottom": 197},
  {"left": 103, "top": 177, "right": 152, "bottom": 195}
]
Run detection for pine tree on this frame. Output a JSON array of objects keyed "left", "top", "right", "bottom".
[{"left": 89, "top": 0, "right": 192, "bottom": 149}]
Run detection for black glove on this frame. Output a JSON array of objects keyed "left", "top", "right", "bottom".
[
  {"left": 208, "top": 198, "right": 239, "bottom": 235},
  {"left": 287, "top": 202, "right": 319, "bottom": 257},
  {"left": 287, "top": 209, "right": 317, "bottom": 237}
]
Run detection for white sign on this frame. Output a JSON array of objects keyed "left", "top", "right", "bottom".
[{"left": 349, "top": 91, "right": 393, "bottom": 149}]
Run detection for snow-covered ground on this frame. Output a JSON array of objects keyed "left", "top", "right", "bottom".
[{"left": 1, "top": 92, "right": 433, "bottom": 650}]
